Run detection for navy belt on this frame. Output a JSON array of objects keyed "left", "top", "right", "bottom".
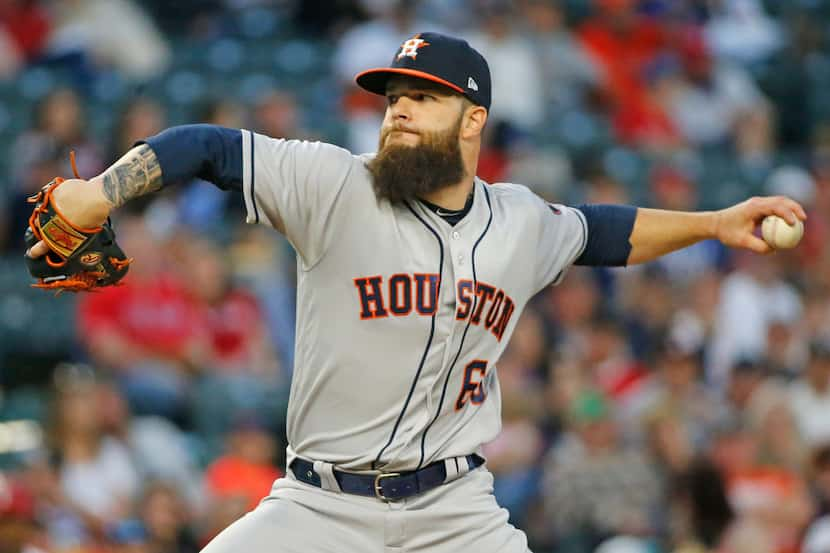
[{"left": 290, "top": 454, "right": 484, "bottom": 501}]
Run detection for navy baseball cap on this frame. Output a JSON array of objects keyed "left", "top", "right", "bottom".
[{"left": 355, "top": 32, "right": 491, "bottom": 110}]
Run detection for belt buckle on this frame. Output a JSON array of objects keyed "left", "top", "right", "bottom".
[{"left": 374, "top": 472, "right": 401, "bottom": 501}]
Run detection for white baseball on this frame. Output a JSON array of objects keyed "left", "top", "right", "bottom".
[{"left": 761, "top": 215, "right": 804, "bottom": 249}]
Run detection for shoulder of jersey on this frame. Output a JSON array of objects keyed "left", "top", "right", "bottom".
[
  {"left": 297, "top": 141, "right": 376, "bottom": 177},
  {"left": 310, "top": 140, "right": 356, "bottom": 160},
  {"left": 486, "top": 181, "right": 542, "bottom": 206},
  {"left": 356, "top": 152, "right": 377, "bottom": 164}
]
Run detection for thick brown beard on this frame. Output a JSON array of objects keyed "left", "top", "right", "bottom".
[{"left": 367, "top": 116, "right": 465, "bottom": 204}]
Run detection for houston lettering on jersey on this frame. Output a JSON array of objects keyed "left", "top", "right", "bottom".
[
  {"left": 353, "top": 274, "right": 439, "bottom": 319},
  {"left": 353, "top": 274, "right": 515, "bottom": 341}
]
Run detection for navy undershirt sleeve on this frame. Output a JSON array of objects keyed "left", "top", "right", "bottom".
[
  {"left": 138, "top": 124, "right": 243, "bottom": 190},
  {"left": 574, "top": 204, "right": 638, "bottom": 267}
]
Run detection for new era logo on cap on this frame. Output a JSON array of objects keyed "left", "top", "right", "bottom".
[{"left": 355, "top": 32, "right": 492, "bottom": 110}]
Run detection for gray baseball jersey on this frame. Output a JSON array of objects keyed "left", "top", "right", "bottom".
[{"left": 240, "top": 130, "right": 587, "bottom": 473}]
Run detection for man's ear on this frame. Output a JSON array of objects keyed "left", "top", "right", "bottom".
[{"left": 461, "top": 106, "right": 488, "bottom": 139}]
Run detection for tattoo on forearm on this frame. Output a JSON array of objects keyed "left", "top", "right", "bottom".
[{"left": 101, "top": 144, "right": 163, "bottom": 208}]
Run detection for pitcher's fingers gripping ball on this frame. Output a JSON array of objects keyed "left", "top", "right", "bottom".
[
  {"left": 762, "top": 214, "right": 804, "bottom": 250},
  {"left": 25, "top": 153, "right": 131, "bottom": 292}
]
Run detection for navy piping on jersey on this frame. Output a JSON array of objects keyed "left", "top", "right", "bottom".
[
  {"left": 249, "top": 130, "right": 260, "bottom": 224},
  {"left": 416, "top": 184, "right": 493, "bottom": 470},
  {"left": 373, "top": 202, "right": 445, "bottom": 470},
  {"left": 575, "top": 208, "right": 588, "bottom": 256},
  {"left": 553, "top": 208, "right": 589, "bottom": 283}
]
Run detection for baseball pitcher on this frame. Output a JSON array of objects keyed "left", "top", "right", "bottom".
[{"left": 26, "top": 33, "right": 805, "bottom": 552}]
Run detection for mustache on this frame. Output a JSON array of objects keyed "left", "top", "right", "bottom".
[{"left": 381, "top": 125, "right": 421, "bottom": 143}]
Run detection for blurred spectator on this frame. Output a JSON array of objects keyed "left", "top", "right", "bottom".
[
  {"left": 202, "top": 415, "right": 282, "bottom": 544},
  {"left": 108, "top": 518, "right": 151, "bottom": 553},
  {"left": 138, "top": 481, "right": 199, "bottom": 553},
  {"left": 634, "top": 341, "right": 720, "bottom": 451},
  {"left": 669, "top": 459, "right": 736, "bottom": 553},
  {"left": 476, "top": 119, "right": 517, "bottom": 184},
  {"left": 0, "top": 0, "right": 51, "bottom": 76},
  {"left": 227, "top": 222, "right": 297, "bottom": 370},
  {"left": 804, "top": 514, "right": 830, "bottom": 553},
  {"left": 708, "top": 253, "right": 803, "bottom": 388},
  {"left": 332, "top": 0, "right": 432, "bottom": 85},
  {"left": 174, "top": 98, "right": 247, "bottom": 233},
  {"left": 0, "top": 470, "right": 43, "bottom": 553},
  {"left": 465, "top": 2, "right": 544, "bottom": 130},
  {"left": 177, "top": 234, "right": 281, "bottom": 377},
  {"left": 765, "top": 317, "right": 809, "bottom": 380},
  {"left": 790, "top": 342, "right": 830, "bottom": 448},
  {"left": 111, "top": 97, "right": 167, "bottom": 164},
  {"left": 3, "top": 138, "right": 62, "bottom": 254},
  {"left": 482, "top": 322, "right": 546, "bottom": 526},
  {"left": 543, "top": 389, "right": 661, "bottom": 550},
  {"left": 803, "top": 288, "right": 830, "bottom": 354},
  {"left": 95, "top": 378, "right": 204, "bottom": 510},
  {"left": 293, "top": 0, "right": 368, "bottom": 37},
  {"left": 621, "top": 267, "right": 679, "bottom": 361},
  {"left": 765, "top": 165, "right": 822, "bottom": 271},
  {"left": 195, "top": 98, "right": 246, "bottom": 130},
  {"left": 11, "top": 87, "right": 104, "bottom": 186},
  {"left": 613, "top": 52, "right": 685, "bottom": 153},
  {"left": 811, "top": 445, "right": 830, "bottom": 518},
  {"left": 77, "top": 214, "right": 204, "bottom": 422},
  {"left": 140, "top": 0, "right": 224, "bottom": 38},
  {"left": 539, "top": 266, "right": 601, "bottom": 360},
  {"left": 725, "top": 358, "right": 787, "bottom": 429},
  {"left": 47, "top": 0, "right": 171, "bottom": 81},
  {"left": 252, "top": 89, "right": 309, "bottom": 140},
  {"left": 641, "top": 408, "right": 698, "bottom": 546},
  {"left": 644, "top": 409, "right": 694, "bottom": 490},
  {"left": 583, "top": 169, "right": 630, "bottom": 205},
  {"left": 708, "top": 416, "right": 813, "bottom": 553},
  {"left": 334, "top": 0, "right": 439, "bottom": 152},
  {"left": 578, "top": 0, "right": 666, "bottom": 104},
  {"left": 665, "top": 270, "right": 722, "bottom": 361},
  {"left": 648, "top": 164, "right": 729, "bottom": 284},
  {"left": 578, "top": 0, "right": 679, "bottom": 150},
  {"left": 520, "top": 0, "right": 601, "bottom": 112},
  {"left": 666, "top": 28, "right": 773, "bottom": 159},
  {"left": 175, "top": 234, "right": 288, "bottom": 446},
  {"left": 761, "top": 11, "right": 818, "bottom": 149},
  {"left": 703, "top": 0, "right": 782, "bottom": 67},
  {"left": 46, "top": 364, "right": 141, "bottom": 538},
  {"left": 754, "top": 398, "right": 807, "bottom": 473},
  {"left": 0, "top": 26, "right": 22, "bottom": 78},
  {"left": 505, "top": 145, "right": 573, "bottom": 202},
  {"left": 584, "top": 315, "right": 649, "bottom": 415}
]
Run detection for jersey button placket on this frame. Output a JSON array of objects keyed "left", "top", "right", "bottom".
[{"left": 451, "top": 231, "right": 464, "bottom": 264}]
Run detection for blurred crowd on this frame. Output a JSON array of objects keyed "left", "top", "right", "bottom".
[{"left": 3, "top": 0, "right": 830, "bottom": 552}]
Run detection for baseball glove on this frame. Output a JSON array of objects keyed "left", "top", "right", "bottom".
[{"left": 24, "top": 153, "right": 131, "bottom": 292}]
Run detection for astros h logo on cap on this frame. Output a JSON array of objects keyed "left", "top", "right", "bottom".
[
  {"left": 355, "top": 32, "right": 492, "bottom": 111},
  {"left": 397, "top": 36, "right": 430, "bottom": 60}
]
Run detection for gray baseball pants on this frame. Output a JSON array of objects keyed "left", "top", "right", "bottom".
[{"left": 201, "top": 458, "right": 531, "bottom": 553}]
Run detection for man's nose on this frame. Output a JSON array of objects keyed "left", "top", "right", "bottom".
[{"left": 390, "top": 97, "right": 414, "bottom": 120}]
